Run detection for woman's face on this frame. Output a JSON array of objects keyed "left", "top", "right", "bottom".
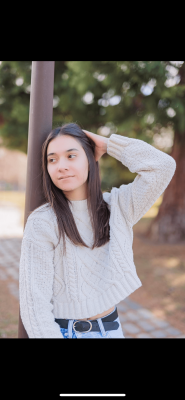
[{"left": 47, "top": 135, "right": 89, "bottom": 201}]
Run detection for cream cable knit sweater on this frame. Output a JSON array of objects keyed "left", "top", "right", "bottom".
[{"left": 19, "top": 133, "right": 176, "bottom": 338}]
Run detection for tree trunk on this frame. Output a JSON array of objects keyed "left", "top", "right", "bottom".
[{"left": 143, "top": 130, "right": 185, "bottom": 243}]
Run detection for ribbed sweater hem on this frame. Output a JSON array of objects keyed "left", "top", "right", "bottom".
[{"left": 53, "top": 274, "right": 142, "bottom": 319}]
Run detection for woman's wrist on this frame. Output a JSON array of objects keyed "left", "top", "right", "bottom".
[{"left": 103, "top": 137, "right": 108, "bottom": 153}]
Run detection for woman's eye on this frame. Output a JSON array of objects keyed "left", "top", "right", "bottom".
[{"left": 49, "top": 155, "right": 76, "bottom": 163}]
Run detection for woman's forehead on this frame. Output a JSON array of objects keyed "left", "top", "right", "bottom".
[{"left": 48, "top": 135, "right": 81, "bottom": 153}]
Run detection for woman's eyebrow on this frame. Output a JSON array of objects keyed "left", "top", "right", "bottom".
[{"left": 47, "top": 148, "right": 79, "bottom": 157}]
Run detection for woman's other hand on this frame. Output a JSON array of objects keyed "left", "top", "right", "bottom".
[{"left": 82, "top": 130, "right": 108, "bottom": 162}]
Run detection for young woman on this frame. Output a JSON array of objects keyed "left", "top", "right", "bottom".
[{"left": 19, "top": 123, "right": 176, "bottom": 338}]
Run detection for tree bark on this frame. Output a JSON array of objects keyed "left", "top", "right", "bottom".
[{"left": 143, "top": 130, "right": 185, "bottom": 243}]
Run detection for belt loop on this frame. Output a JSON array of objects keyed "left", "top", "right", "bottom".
[
  {"left": 97, "top": 317, "right": 107, "bottom": 337},
  {"left": 68, "top": 320, "right": 74, "bottom": 338}
]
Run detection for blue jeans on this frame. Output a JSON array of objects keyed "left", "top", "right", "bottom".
[{"left": 59, "top": 306, "right": 125, "bottom": 338}]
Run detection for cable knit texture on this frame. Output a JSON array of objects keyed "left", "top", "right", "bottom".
[{"left": 19, "top": 134, "right": 176, "bottom": 338}]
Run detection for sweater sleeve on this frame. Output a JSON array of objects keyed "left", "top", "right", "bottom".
[
  {"left": 19, "top": 214, "right": 64, "bottom": 338},
  {"left": 107, "top": 133, "right": 176, "bottom": 226}
]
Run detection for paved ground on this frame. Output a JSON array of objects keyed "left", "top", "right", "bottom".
[{"left": 0, "top": 202, "right": 185, "bottom": 338}]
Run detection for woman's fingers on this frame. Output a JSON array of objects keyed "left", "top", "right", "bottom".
[
  {"left": 83, "top": 129, "right": 108, "bottom": 161},
  {"left": 82, "top": 129, "right": 96, "bottom": 139}
]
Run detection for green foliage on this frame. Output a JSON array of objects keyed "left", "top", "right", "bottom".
[
  {"left": 0, "top": 61, "right": 31, "bottom": 152},
  {"left": 0, "top": 61, "right": 184, "bottom": 185}
]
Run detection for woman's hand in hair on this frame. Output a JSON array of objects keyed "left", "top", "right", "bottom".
[{"left": 82, "top": 130, "right": 108, "bottom": 162}]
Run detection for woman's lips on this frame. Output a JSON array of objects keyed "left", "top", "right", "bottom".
[{"left": 60, "top": 176, "right": 74, "bottom": 180}]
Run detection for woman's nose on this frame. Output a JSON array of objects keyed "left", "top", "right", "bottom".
[{"left": 57, "top": 159, "right": 69, "bottom": 170}]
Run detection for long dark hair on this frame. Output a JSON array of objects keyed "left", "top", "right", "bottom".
[{"left": 41, "top": 123, "right": 110, "bottom": 255}]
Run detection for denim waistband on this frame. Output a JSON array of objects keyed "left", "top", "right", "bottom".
[{"left": 65, "top": 305, "right": 118, "bottom": 338}]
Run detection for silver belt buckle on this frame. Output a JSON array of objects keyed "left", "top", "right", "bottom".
[{"left": 73, "top": 320, "right": 92, "bottom": 333}]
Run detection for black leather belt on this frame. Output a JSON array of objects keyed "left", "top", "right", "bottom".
[{"left": 55, "top": 307, "right": 119, "bottom": 333}]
